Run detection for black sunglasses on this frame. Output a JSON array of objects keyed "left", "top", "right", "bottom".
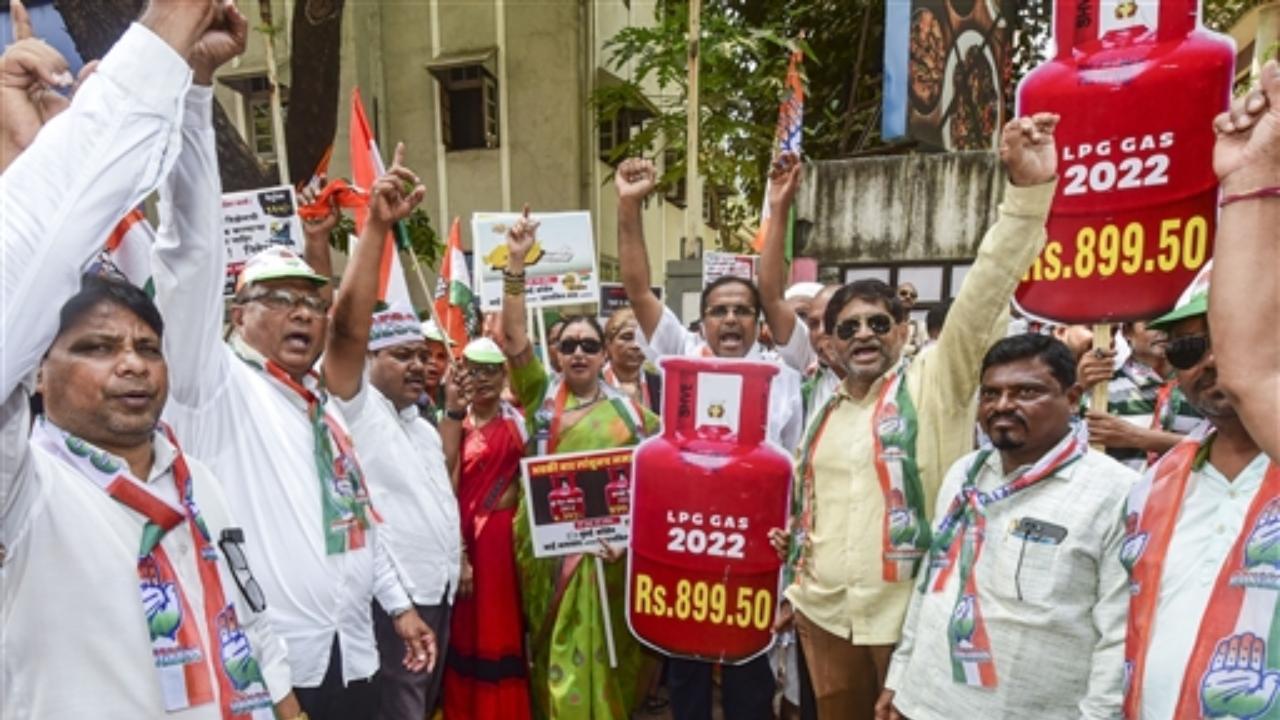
[
  {"left": 559, "top": 338, "right": 603, "bottom": 355},
  {"left": 219, "top": 528, "right": 267, "bottom": 613},
  {"left": 1166, "top": 335, "right": 1210, "bottom": 370},
  {"left": 835, "top": 314, "right": 895, "bottom": 340}
]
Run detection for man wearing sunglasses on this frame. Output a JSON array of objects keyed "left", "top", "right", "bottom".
[
  {"left": 781, "top": 114, "right": 1063, "bottom": 719},
  {"left": 152, "top": 115, "right": 435, "bottom": 720},
  {"left": 1120, "top": 267, "right": 1280, "bottom": 720},
  {"left": 1, "top": 5, "right": 304, "bottom": 718}
]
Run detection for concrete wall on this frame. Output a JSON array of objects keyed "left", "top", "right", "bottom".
[{"left": 795, "top": 151, "right": 1008, "bottom": 265}]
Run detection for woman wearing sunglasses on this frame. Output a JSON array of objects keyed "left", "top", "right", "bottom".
[{"left": 499, "top": 209, "right": 661, "bottom": 719}]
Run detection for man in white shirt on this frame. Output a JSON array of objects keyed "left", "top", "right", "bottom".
[
  {"left": 151, "top": 83, "right": 435, "bottom": 720},
  {"left": 878, "top": 334, "right": 1134, "bottom": 719},
  {"left": 616, "top": 158, "right": 803, "bottom": 720},
  {"left": 1, "top": 5, "right": 302, "bottom": 718},
  {"left": 1120, "top": 269, "right": 1280, "bottom": 720},
  {"left": 318, "top": 147, "right": 462, "bottom": 720}
]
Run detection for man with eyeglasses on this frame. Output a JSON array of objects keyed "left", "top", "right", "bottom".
[
  {"left": 877, "top": 334, "right": 1133, "bottom": 719},
  {"left": 305, "top": 147, "right": 460, "bottom": 720},
  {"left": 1119, "top": 266, "right": 1280, "bottom": 720},
  {"left": 778, "top": 114, "right": 1063, "bottom": 719},
  {"left": 615, "top": 157, "right": 805, "bottom": 720},
  {"left": 1, "top": 3, "right": 304, "bottom": 717},
  {"left": 153, "top": 135, "right": 435, "bottom": 720}
]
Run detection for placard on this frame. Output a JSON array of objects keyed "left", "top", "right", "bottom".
[
  {"left": 626, "top": 357, "right": 791, "bottom": 664},
  {"left": 1012, "top": 0, "right": 1234, "bottom": 323},
  {"left": 222, "top": 186, "right": 304, "bottom": 296},
  {"left": 520, "top": 448, "right": 634, "bottom": 558},
  {"left": 701, "top": 252, "right": 759, "bottom": 288},
  {"left": 599, "top": 282, "right": 664, "bottom": 320},
  {"left": 472, "top": 211, "right": 599, "bottom": 311}
]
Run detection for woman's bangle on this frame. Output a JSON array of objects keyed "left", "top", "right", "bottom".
[
  {"left": 444, "top": 407, "right": 467, "bottom": 421},
  {"left": 1220, "top": 185, "right": 1280, "bottom": 207}
]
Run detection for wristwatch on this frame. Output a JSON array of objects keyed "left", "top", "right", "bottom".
[{"left": 445, "top": 407, "right": 467, "bottom": 422}]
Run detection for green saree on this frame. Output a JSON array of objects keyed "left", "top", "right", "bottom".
[{"left": 510, "top": 356, "right": 660, "bottom": 720}]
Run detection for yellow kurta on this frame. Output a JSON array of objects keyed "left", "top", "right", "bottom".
[{"left": 785, "top": 180, "right": 1056, "bottom": 645}]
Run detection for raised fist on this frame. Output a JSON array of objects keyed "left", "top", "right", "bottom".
[
  {"left": 615, "top": 157, "right": 658, "bottom": 203},
  {"left": 1000, "top": 113, "right": 1060, "bottom": 188}
]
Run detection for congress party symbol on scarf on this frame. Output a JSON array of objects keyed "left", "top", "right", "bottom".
[
  {"left": 32, "top": 419, "right": 274, "bottom": 719},
  {"left": 920, "top": 425, "right": 1086, "bottom": 689},
  {"left": 232, "top": 336, "right": 379, "bottom": 555},
  {"left": 1122, "top": 428, "right": 1280, "bottom": 720},
  {"left": 789, "top": 362, "right": 930, "bottom": 587}
]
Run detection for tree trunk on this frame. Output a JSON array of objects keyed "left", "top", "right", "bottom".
[
  {"left": 284, "top": 0, "right": 346, "bottom": 184},
  {"left": 55, "top": 0, "right": 276, "bottom": 191}
]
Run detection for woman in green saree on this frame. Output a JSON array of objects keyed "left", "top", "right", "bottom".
[{"left": 500, "top": 211, "right": 660, "bottom": 719}]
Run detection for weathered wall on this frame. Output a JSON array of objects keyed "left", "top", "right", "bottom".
[{"left": 795, "top": 151, "right": 1010, "bottom": 265}]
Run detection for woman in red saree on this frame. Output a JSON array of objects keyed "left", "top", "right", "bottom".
[{"left": 441, "top": 338, "right": 533, "bottom": 719}]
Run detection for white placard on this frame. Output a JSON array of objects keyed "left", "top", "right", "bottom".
[
  {"left": 702, "top": 251, "right": 759, "bottom": 288},
  {"left": 472, "top": 211, "right": 599, "bottom": 311},
  {"left": 221, "top": 185, "right": 304, "bottom": 296}
]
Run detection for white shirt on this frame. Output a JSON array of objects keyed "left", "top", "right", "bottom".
[
  {"left": 0, "top": 26, "right": 291, "bottom": 717},
  {"left": 336, "top": 381, "right": 462, "bottom": 606},
  {"left": 150, "top": 81, "right": 411, "bottom": 687},
  {"left": 638, "top": 305, "right": 804, "bottom": 449},
  {"left": 804, "top": 365, "right": 842, "bottom": 427},
  {"left": 1141, "top": 452, "right": 1271, "bottom": 720},
  {"left": 885, "top": 447, "right": 1136, "bottom": 720}
]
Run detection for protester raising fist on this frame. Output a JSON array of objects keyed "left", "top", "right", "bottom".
[{"left": 615, "top": 156, "right": 658, "bottom": 204}]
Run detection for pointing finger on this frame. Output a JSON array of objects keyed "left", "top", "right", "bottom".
[{"left": 10, "top": 0, "right": 31, "bottom": 42}]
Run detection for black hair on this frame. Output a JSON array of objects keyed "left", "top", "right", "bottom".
[
  {"left": 823, "top": 279, "right": 905, "bottom": 334},
  {"left": 699, "top": 276, "right": 762, "bottom": 319},
  {"left": 926, "top": 299, "right": 953, "bottom": 335},
  {"left": 980, "top": 333, "right": 1077, "bottom": 390},
  {"left": 558, "top": 314, "right": 605, "bottom": 343},
  {"left": 57, "top": 273, "right": 164, "bottom": 341},
  {"left": 548, "top": 317, "right": 567, "bottom": 338}
]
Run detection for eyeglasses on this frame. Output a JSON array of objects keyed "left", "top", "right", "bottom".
[
  {"left": 559, "top": 338, "right": 603, "bottom": 355},
  {"left": 835, "top": 314, "right": 895, "bottom": 340},
  {"left": 218, "top": 528, "right": 267, "bottom": 613},
  {"left": 898, "top": 289, "right": 918, "bottom": 300},
  {"left": 706, "top": 304, "right": 756, "bottom": 320},
  {"left": 1166, "top": 334, "right": 1210, "bottom": 370},
  {"left": 465, "top": 362, "right": 504, "bottom": 376},
  {"left": 244, "top": 288, "right": 330, "bottom": 314}
]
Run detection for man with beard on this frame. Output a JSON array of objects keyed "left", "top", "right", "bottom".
[
  {"left": 314, "top": 146, "right": 461, "bottom": 720},
  {"left": 1, "top": 2, "right": 303, "bottom": 717},
  {"left": 779, "top": 114, "right": 1063, "bottom": 719},
  {"left": 1118, "top": 268, "right": 1280, "bottom": 720},
  {"left": 615, "top": 157, "right": 804, "bottom": 719},
  {"left": 152, "top": 107, "right": 435, "bottom": 720},
  {"left": 876, "top": 334, "right": 1132, "bottom": 719}
]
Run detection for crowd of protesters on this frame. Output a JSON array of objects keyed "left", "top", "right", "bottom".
[{"left": 1, "top": 3, "right": 1278, "bottom": 720}]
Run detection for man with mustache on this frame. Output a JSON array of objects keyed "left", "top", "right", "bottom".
[
  {"left": 311, "top": 147, "right": 461, "bottom": 720},
  {"left": 615, "top": 158, "right": 805, "bottom": 719},
  {"left": 876, "top": 334, "right": 1133, "bottom": 719},
  {"left": 1, "top": 2, "right": 303, "bottom": 717},
  {"left": 779, "top": 114, "right": 1063, "bottom": 719},
  {"left": 1118, "top": 267, "right": 1280, "bottom": 720},
  {"left": 151, "top": 86, "right": 436, "bottom": 720}
]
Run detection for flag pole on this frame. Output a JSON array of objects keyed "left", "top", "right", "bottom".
[
  {"left": 401, "top": 245, "right": 457, "bottom": 355},
  {"left": 684, "top": 0, "right": 702, "bottom": 256}
]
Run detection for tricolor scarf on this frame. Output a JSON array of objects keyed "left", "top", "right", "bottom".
[
  {"left": 231, "top": 336, "right": 378, "bottom": 555},
  {"left": 788, "top": 363, "right": 930, "bottom": 587},
  {"left": 531, "top": 375, "right": 648, "bottom": 456},
  {"left": 32, "top": 419, "right": 273, "bottom": 718},
  {"left": 920, "top": 425, "right": 1087, "bottom": 688},
  {"left": 1122, "top": 428, "right": 1280, "bottom": 720},
  {"left": 603, "top": 365, "right": 657, "bottom": 412}
]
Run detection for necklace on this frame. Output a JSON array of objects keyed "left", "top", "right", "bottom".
[{"left": 571, "top": 389, "right": 604, "bottom": 409}]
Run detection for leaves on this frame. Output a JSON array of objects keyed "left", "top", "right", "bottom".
[{"left": 327, "top": 207, "right": 441, "bottom": 270}]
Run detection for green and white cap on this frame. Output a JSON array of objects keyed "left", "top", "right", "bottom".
[
  {"left": 421, "top": 319, "right": 447, "bottom": 344},
  {"left": 236, "top": 246, "right": 328, "bottom": 293},
  {"left": 1150, "top": 261, "right": 1212, "bottom": 330},
  {"left": 463, "top": 337, "right": 505, "bottom": 364}
]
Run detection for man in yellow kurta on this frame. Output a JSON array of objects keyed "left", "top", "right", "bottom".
[{"left": 779, "top": 113, "right": 1062, "bottom": 720}]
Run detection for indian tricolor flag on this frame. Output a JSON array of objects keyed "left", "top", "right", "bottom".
[
  {"left": 750, "top": 47, "right": 805, "bottom": 256},
  {"left": 433, "top": 217, "right": 473, "bottom": 358},
  {"left": 349, "top": 87, "right": 413, "bottom": 310},
  {"left": 93, "top": 208, "right": 156, "bottom": 295}
]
